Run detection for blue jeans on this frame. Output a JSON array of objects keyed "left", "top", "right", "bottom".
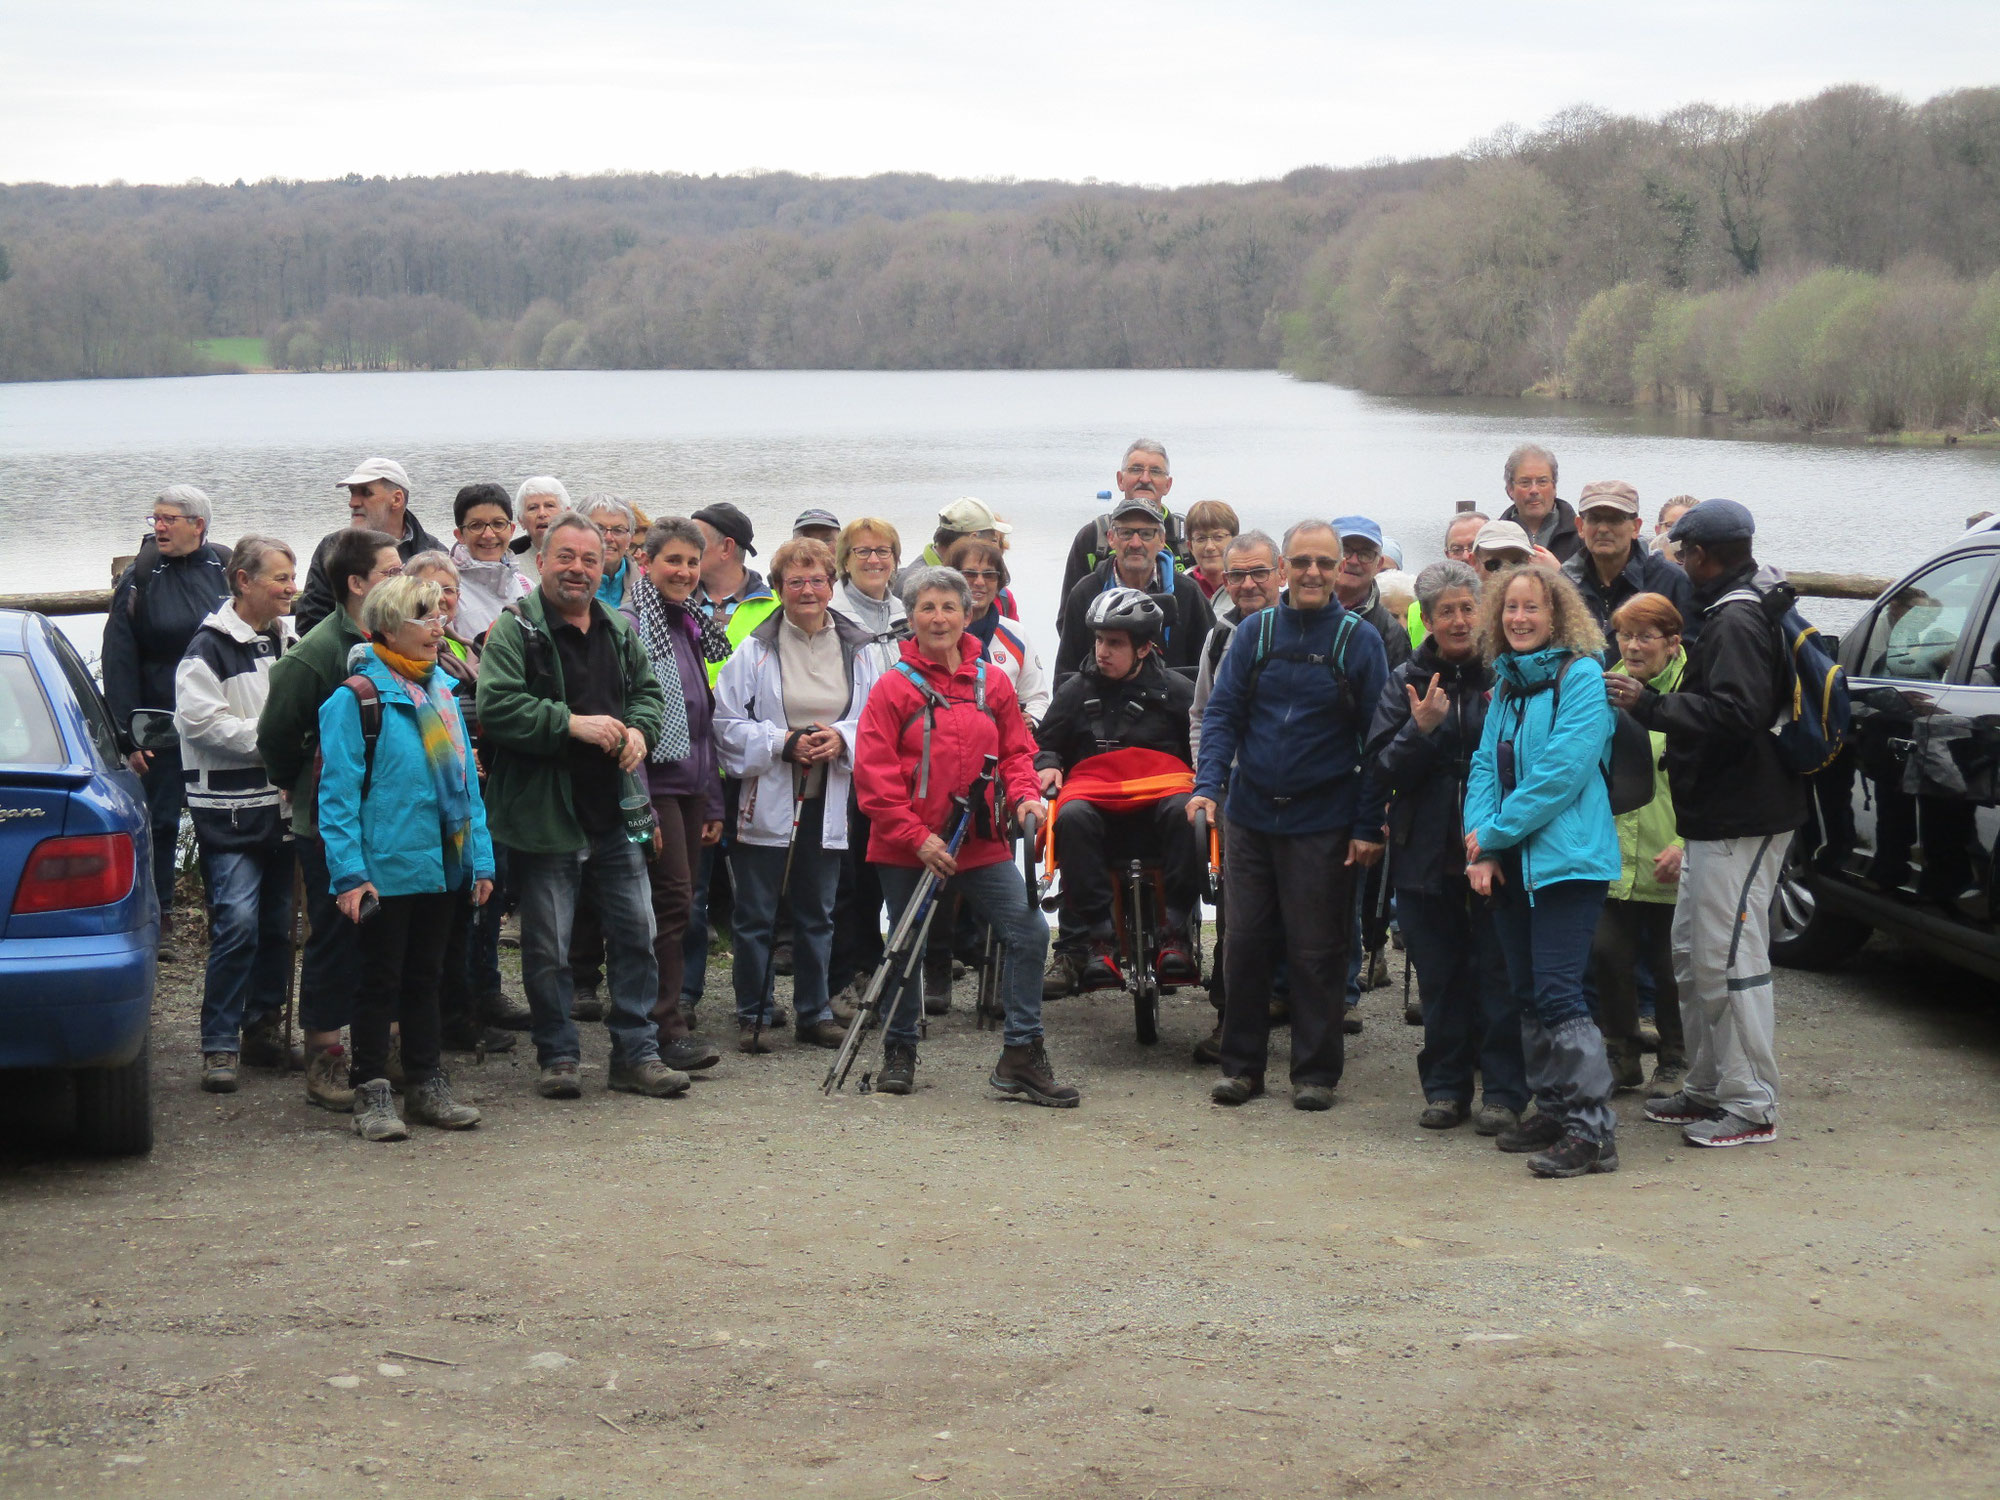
[
  {"left": 514, "top": 829, "right": 661, "bottom": 1068},
  {"left": 1398, "top": 884, "right": 1526, "bottom": 1112},
  {"left": 729, "top": 797, "right": 840, "bottom": 1028},
  {"left": 879, "top": 859, "right": 1048, "bottom": 1049},
  {"left": 1490, "top": 877, "right": 1615, "bottom": 1143},
  {"left": 198, "top": 842, "right": 296, "bottom": 1053}
]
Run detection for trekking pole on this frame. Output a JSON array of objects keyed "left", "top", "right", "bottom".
[
  {"left": 283, "top": 857, "right": 306, "bottom": 1070},
  {"left": 751, "top": 759, "right": 809, "bottom": 1054},
  {"left": 824, "top": 756, "right": 994, "bottom": 1094}
]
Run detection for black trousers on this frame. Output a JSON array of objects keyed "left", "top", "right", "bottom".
[
  {"left": 296, "top": 835, "right": 362, "bottom": 1034},
  {"left": 830, "top": 796, "right": 887, "bottom": 992},
  {"left": 1219, "top": 822, "right": 1353, "bottom": 1087},
  {"left": 352, "top": 890, "right": 455, "bottom": 1088},
  {"left": 1590, "top": 897, "right": 1686, "bottom": 1064},
  {"left": 1052, "top": 794, "right": 1200, "bottom": 943}
]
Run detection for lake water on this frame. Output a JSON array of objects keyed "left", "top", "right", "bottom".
[{"left": 4, "top": 368, "right": 1997, "bottom": 660}]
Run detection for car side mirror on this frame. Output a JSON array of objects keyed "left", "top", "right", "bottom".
[
  {"left": 129, "top": 709, "right": 179, "bottom": 752},
  {"left": 1820, "top": 632, "right": 1842, "bottom": 659}
]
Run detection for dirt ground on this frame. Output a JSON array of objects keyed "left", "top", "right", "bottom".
[{"left": 3, "top": 921, "right": 1998, "bottom": 1500}]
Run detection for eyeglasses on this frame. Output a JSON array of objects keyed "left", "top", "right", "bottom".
[
  {"left": 959, "top": 569, "right": 1001, "bottom": 583},
  {"left": 1285, "top": 554, "right": 1341, "bottom": 573},
  {"left": 848, "top": 546, "right": 895, "bottom": 561},
  {"left": 461, "top": 518, "right": 511, "bottom": 534},
  {"left": 1445, "top": 543, "right": 1478, "bottom": 560},
  {"left": 1190, "top": 529, "right": 1236, "bottom": 546},
  {"left": 1113, "top": 526, "right": 1163, "bottom": 544},
  {"left": 597, "top": 525, "right": 632, "bottom": 540},
  {"left": 144, "top": 513, "right": 197, "bottom": 526},
  {"left": 1221, "top": 566, "right": 1275, "bottom": 585},
  {"left": 1340, "top": 542, "right": 1379, "bottom": 561},
  {"left": 413, "top": 612, "right": 446, "bottom": 628},
  {"left": 1615, "top": 630, "right": 1671, "bottom": 645},
  {"left": 433, "top": 585, "right": 461, "bottom": 601},
  {"left": 1123, "top": 463, "right": 1168, "bottom": 480},
  {"left": 782, "top": 575, "right": 832, "bottom": 593}
]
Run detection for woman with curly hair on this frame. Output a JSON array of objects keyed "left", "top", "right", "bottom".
[{"left": 1462, "top": 563, "right": 1622, "bottom": 1179}]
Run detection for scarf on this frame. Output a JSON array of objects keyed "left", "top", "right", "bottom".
[
  {"left": 632, "top": 578, "right": 696, "bottom": 763},
  {"left": 371, "top": 645, "right": 476, "bottom": 889}
]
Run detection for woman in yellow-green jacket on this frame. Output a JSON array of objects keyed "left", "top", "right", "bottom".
[{"left": 1591, "top": 591, "right": 1688, "bottom": 1095}]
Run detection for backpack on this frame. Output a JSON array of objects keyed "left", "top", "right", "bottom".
[
  {"left": 312, "top": 674, "right": 384, "bottom": 825},
  {"left": 1715, "top": 588, "right": 1852, "bottom": 775},
  {"left": 1245, "top": 607, "right": 1364, "bottom": 741},
  {"left": 1501, "top": 654, "right": 1655, "bottom": 817}
]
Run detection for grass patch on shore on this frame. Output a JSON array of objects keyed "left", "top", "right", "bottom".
[{"left": 194, "top": 336, "right": 268, "bottom": 368}]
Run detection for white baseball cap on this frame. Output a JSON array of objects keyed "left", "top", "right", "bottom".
[
  {"left": 937, "top": 497, "right": 1012, "bottom": 535},
  {"left": 337, "top": 457, "right": 412, "bottom": 492}
]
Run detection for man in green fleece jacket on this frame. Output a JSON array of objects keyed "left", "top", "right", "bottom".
[
  {"left": 255, "top": 528, "right": 401, "bottom": 1110},
  {"left": 475, "top": 513, "right": 681, "bottom": 1102}
]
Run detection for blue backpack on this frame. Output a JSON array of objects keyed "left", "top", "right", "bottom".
[{"left": 1717, "top": 588, "right": 1852, "bottom": 775}]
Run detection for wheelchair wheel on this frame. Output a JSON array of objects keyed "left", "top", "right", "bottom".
[{"left": 1133, "top": 973, "right": 1159, "bottom": 1045}]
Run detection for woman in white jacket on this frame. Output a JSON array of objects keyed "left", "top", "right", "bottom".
[
  {"left": 173, "top": 535, "right": 299, "bottom": 1094},
  {"left": 713, "top": 538, "right": 884, "bottom": 1054},
  {"left": 946, "top": 536, "right": 1049, "bottom": 726}
]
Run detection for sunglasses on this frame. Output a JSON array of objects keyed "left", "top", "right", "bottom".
[{"left": 1285, "top": 554, "right": 1342, "bottom": 573}]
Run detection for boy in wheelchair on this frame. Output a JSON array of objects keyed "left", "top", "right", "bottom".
[{"left": 1034, "top": 588, "right": 1204, "bottom": 997}]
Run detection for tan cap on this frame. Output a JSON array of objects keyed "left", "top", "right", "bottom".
[
  {"left": 1576, "top": 479, "right": 1640, "bottom": 517},
  {"left": 938, "top": 497, "right": 1012, "bottom": 535},
  {"left": 1473, "top": 519, "right": 1533, "bottom": 556},
  {"left": 337, "top": 456, "right": 412, "bottom": 492}
]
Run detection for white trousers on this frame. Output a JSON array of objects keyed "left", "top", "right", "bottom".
[{"left": 1672, "top": 835, "right": 1783, "bottom": 1124}]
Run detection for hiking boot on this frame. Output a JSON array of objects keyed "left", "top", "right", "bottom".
[
  {"left": 875, "top": 1043, "right": 917, "bottom": 1095},
  {"left": 1644, "top": 1090, "right": 1723, "bottom": 1126},
  {"left": 498, "top": 911, "right": 521, "bottom": 949},
  {"left": 1342, "top": 1008, "right": 1364, "bottom": 1035},
  {"left": 352, "top": 1078, "right": 408, "bottom": 1142},
  {"left": 1211, "top": 1074, "right": 1265, "bottom": 1106},
  {"left": 440, "top": 1015, "right": 518, "bottom": 1054},
  {"left": 1267, "top": 998, "right": 1291, "bottom": 1026},
  {"left": 1605, "top": 1037, "right": 1645, "bottom": 1092},
  {"left": 773, "top": 940, "right": 794, "bottom": 977},
  {"left": 157, "top": 915, "right": 181, "bottom": 966},
  {"left": 608, "top": 1057, "right": 692, "bottom": 1098},
  {"left": 571, "top": 986, "right": 606, "bottom": 1024},
  {"left": 1419, "top": 1097, "right": 1468, "bottom": 1130},
  {"left": 1646, "top": 1058, "right": 1688, "bottom": 1097},
  {"left": 1403, "top": 994, "right": 1423, "bottom": 1027},
  {"left": 239, "top": 1014, "right": 298, "bottom": 1070},
  {"left": 1472, "top": 1101, "right": 1519, "bottom": 1137},
  {"left": 795, "top": 1019, "right": 847, "bottom": 1049},
  {"left": 199, "top": 1052, "right": 239, "bottom": 1094},
  {"left": 1156, "top": 927, "right": 1198, "bottom": 985},
  {"left": 922, "top": 952, "right": 954, "bottom": 1015},
  {"left": 385, "top": 1033, "right": 407, "bottom": 1091},
  {"left": 1081, "top": 939, "right": 1122, "bottom": 992},
  {"left": 736, "top": 1020, "right": 778, "bottom": 1054},
  {"left": 406, "top": 1073, "right": 481, "bottom": 1129},
  {"left": 1364, "top": 949, "right": 1391, "bottom": 990},
  {"left": 1527, "top": 1132, "right": 1618, "bottom": 1178},
  {"left": 1043, "top": 947, "right": 1085, "bottom": 999},
  {"left": 828, "top": 986, "right": 859, "bottom": 1026},
  {"left": 1682, "top": 1111, "right": 1777, "bottom": 1148},
  {"left": 1293, "top": 1084, "right": 1336, "bottom": 1112},
  {"left": 537, "top": 1060, "right": 583, "bottom": 1099},
  {"left": 1637, "top": 1017, "right": 1662, "bottom": 1053},
  {"left": 480, "top": 988, "right": 533, "bottom": 1030},
  {"left": 304, "top": 1044, "right": 355, "bottom": 1112},
  {"left": 990, "top": 1039, "right": 1081, "bottom": 1108},
  {"left": 1191, "top": 1018, "right": 1223, "bottom": 1066},
  {"left": 1495, "top": 1110, "right": 1565, "bottom": 1154},
  {"left": 662, "top": 1034, "right": 721, "bottom": 1071}
]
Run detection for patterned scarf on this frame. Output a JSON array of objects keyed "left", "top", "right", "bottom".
[
  {"left": 371, "top": 645, "right": 476, "bottom": 889},
  {"left": 631, "top": 578, "right": 695, "bottom": 763}
]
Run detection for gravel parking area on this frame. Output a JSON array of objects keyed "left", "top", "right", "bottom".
[{"left": 2, "top": 929, "right": 1997, "bottom": 1498}]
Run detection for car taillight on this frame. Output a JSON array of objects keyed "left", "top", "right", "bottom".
[{"left": 13, "top": 833, "right": 136, "bottom": 914}]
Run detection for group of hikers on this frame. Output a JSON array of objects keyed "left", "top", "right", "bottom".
[{"left": 103, "top": 437, "right": 1809, "bottom": 1176}]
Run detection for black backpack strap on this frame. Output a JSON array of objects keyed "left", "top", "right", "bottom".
[{"left": 340, "top": 674, "right": 384, "bottom": 799}]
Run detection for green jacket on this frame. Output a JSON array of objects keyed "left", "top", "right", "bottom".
[
  {"left": 706, "top": 592, "right": 779, "bottom": 687},
  {"left": 475, "top": 589, "right": 666, "bottom": 854},
  {"left": 256, "top": 606, "right": 367, "bottom": 837},
  {"left": 1609, "top": 649, "right": 1685, "bottom": 904}
]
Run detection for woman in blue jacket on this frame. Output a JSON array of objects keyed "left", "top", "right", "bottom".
[
  {"left": 319, "top": 575, "right": 496, "bottom": 1142},
  {"left": 1462, "top": 563, "right": 1622, "bottom": 1178}
]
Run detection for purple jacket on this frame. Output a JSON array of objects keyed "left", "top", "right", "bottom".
[{"left": 622, "top": 587, "right": 725, "bottom": 819}]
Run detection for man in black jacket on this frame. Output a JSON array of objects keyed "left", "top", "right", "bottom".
[
  {"left": 1056, "top": 439, "right": 1188, "bottom": 624},
  {"left": 1497, "top": 443, "right": 1582, "bottom": 564},
  {"left": 1366, "top": 560, "right": 1526, "bottom": 1136},
  {"left": 293, "top": 457, "right": 446, "bottom": 633},
  {"left": 1036, "top": 589, "right": 1201, "bottom": 997},
  {"left": 103, "top": 485, "right": 231, "bottom": 958},
  {"left": 1561, "top": 480, "right": 1694, "bottom": 645},
  {"left": 1054, "top": 497, "right": 1213, "bottom": 684},
  {"left": 1608, "top": 499, "right": 1805, "bottom": 1151}
]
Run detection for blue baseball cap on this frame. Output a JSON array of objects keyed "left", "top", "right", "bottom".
[
  {"left": 1331, "top": 515, "right": 1384, "bottom": 549},
  {"left": 1668, "top": 498, "right": 1756, "bottom": 545}
]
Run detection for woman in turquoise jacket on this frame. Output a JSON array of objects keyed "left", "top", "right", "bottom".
[
  {"left": 1463, "top": 563, "right": 1621, "bottom": 1179},
  {"left": 319, "top": 575, "right": 495, "bottom": 1143}
]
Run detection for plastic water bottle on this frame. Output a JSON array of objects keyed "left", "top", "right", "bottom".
[{"left": 620, "top": 770, "right": 658, "bottom": 846}]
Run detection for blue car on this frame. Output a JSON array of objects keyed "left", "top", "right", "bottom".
[{"left": 0, "top": 610, "right": 157, "bottom": 1155}]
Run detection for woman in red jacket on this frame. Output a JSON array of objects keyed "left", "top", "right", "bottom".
[{"left": 853, "top": 565, "right": 1075, "bottom": 1106}]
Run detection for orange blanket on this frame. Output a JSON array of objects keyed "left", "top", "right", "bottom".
[{"left": 1043, "top": 747, "right": 1195, "bottom": 872}]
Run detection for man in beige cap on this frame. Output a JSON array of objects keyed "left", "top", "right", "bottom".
[
  {"left": 294, "top": 457, "right": 446, "bottom": 631},
  {"left": 897, "top": 498, "right": 1020, "bottom": 617},
  {"left": 1560, "top": 480, "right": 1693, "bottom": 641}
]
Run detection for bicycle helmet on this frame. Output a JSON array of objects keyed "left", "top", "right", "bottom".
[{"left": 1085, "top": 586, "right": 1164, "bottom": 643}]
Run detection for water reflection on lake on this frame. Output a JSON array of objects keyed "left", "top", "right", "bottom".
[{"left": 3, "top": 368, "right": 1994, "bottom": 659}]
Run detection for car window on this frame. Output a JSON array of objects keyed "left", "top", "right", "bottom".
[
  {"left": 45, "top": 631, "right": 121, "bottom": 767},
  {"left": 1857, "top": 553, "right": 1996, "bottom": 683},
  {"left": 1967, "top": 588, "right": 2000, "bottom": 687},
  {"left": 0, "top": 655, "right": 65, "bottom": 765}
]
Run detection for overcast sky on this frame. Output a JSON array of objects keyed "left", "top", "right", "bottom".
[{"left": 5, "top": 1, "right": 1996, "bottom": 188}]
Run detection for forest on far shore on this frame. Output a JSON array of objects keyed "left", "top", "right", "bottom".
[{"left": 3, "top": 83, "right": 1998, "bottom": 435}]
